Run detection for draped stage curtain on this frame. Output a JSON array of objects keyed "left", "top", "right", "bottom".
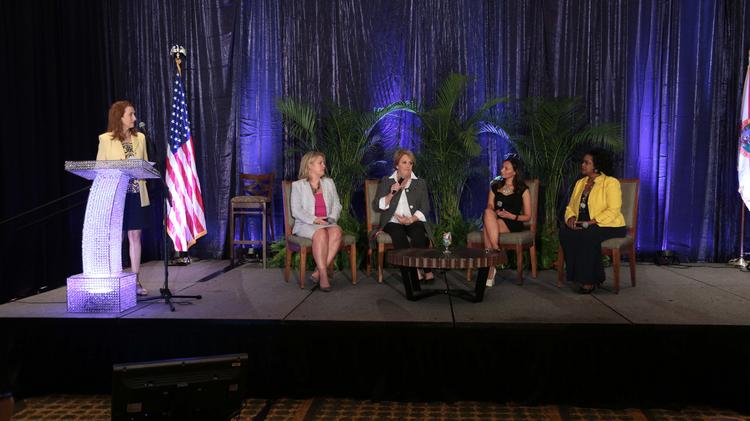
[{"left": 4, "top": 0, "right": 750, "bottom": 301}]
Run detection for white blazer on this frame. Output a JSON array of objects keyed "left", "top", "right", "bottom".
[{"left": 290, "top": 177, "right": 342, "bottom": 238}]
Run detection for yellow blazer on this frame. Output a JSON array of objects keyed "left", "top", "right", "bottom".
[
  {"left": 564, "top": 173, "right": 625, "bottom": 227},
  {"left": 96, "top": 132, "right": 150, "bottom": 207}
]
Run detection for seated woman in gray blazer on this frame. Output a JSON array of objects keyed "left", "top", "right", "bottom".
[
  {"left": 291, "top": 151, "right": 343, "bottom": 292},
  {"left": 373, "top": 149, "right": 434, "bottom": 281}
]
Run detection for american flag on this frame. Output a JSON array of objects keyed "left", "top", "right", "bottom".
[{"left": 166, "top": 72, "right": 207, "bottom": 251}]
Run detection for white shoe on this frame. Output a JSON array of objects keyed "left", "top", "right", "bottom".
[
  {"left": 136, "top": 282, "right": 148, "bottom": 296},
  {"left": 486, "top": 267, "right": 496, "bottom": 287}
]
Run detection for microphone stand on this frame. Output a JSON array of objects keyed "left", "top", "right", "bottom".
[{"left": 138, "top": 125, "right": 201, "bottom": 311}]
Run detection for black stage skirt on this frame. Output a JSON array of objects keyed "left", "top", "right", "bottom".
[{"left": 123, "top": 193, "right": 149, "bottom": 231}]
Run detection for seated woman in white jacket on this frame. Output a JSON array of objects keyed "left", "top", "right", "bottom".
[{"left": 290, "top": 151, "right": 343, "bottom": 292}]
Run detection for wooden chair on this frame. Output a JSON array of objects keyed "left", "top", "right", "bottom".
[
  {"left": 364, "top": 179, "right": 393, "bottom": 283},
  {"left": 229, "top": 173, "right": 275, "bottom": 268},
  {"left": 281, "top": 181, "right": 357, "bottom": 288},
  {"left": 466, "top": 179, "right": 539, "bottom": 284},
  {"left": 556, "top": 178, "right": 639, "bottom": 294}
]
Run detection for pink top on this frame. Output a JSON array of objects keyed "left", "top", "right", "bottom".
[{"left": 314, "top": 191, "right": 327, "bottom": 217}]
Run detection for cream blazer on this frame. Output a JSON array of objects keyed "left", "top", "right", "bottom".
[
  {"left": 290, "top": 177, "right": 342, "bottom": 239},
  {"left": 96, "top": 132, "right": 150, "bottom": 207}
]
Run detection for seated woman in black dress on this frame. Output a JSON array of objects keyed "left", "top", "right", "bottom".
[
  {"left": 559, "top": 148, "right": 626, "bottom": 293},
  {"left": 482, "top": 154, "right": 531, "bottom": 286}
]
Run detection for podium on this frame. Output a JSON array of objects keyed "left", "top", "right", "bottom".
[{"left": 65, "top": 160, "right": 161, "bottom": 312}]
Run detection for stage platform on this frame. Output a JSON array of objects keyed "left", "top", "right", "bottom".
[{"left": 1, "top": 260, "right": 749, "bottom": 411}]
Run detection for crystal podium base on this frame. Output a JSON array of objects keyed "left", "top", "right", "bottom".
[
  {"left": 65, "top": 160, "right": 161, "bottom": 313},
  {"left": 66, "top": 272, "right": 137, "bottom": 313}
]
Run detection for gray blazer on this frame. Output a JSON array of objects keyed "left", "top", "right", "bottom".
[
  {"left": 291, "top": 177, "right": 342, "bottom": 238},
  {"left": 372, "top": 175, "right": 434, "bottom": 243}
]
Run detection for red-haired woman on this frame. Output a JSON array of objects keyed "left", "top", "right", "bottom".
[{"left": 96, "top": 100, "right": 150, "bottom": 296}]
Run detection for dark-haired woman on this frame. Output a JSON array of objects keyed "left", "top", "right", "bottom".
[
  {"left": 559, "top": 149, "right": 626, "bottom": 293},
  {"left": 96, "top": 100, "right": 150, "bottom": 296},
  {"left": 483, "top": 155, "right": 531, "bottom": 286}
]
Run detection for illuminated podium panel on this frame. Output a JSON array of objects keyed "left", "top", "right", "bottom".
[{"left": 65, "top": 160, "right": 160, "bottom": 312}]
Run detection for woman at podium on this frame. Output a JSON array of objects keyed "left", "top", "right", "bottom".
[{"left": 96, "top": 100, "right": 150, "bottom": 296}]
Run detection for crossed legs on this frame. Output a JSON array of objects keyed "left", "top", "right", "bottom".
[
  {"left": 311, "top": 226, "right": 343, "bottom": 289},
  {"left": 483, "top": 209, "right": 511, "bottom": 284},
  {"left": 482, "top": 209, "right": 510, "bottom": 250}
]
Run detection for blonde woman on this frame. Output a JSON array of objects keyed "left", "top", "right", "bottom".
[
  {"left": 96, "top": 100, "right": 150, "bottom": 296},
  {"left": 290, "top": 151, "right": 343, "bottom": 292}
]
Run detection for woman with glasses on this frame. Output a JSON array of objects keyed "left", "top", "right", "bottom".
[
  {"left": 559, "top": 148, "right": 626, "bottom": 293},
  {"left": 482, "top": 154, "right": 531, "bottom": 286}
]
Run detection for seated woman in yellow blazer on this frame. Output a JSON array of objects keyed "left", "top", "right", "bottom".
[
  {"left": 96, "top": 100, "right": 150, "bottom": 296},
  {"left": 559, "top": 149, "right": 626, "bottom": 294}
]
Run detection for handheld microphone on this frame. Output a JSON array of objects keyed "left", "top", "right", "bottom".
[{"left": 391, "top": 177, "right": 405, "bottom": 195}]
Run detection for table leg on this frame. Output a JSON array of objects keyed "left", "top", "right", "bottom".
[
  {"left": 472, "top": 267, "right": 489, "bottom": 303},
  {"left": 399, "top": 267, "right": 420, "bottom": 300},
  {"left": 447, "top": 267, "right": 489, "bottom": 303}
]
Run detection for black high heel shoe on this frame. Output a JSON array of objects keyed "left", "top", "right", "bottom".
[
  {"left": 309, "top": 272, "right": 320, "bottom": 285},
  {"left": 577, "top": 284, "right": 596, "bottom": 294}
]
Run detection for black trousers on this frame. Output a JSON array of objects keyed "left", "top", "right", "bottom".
[
  {"left": 383, "top": 221, "right": 431, "bottom": 273},
  {"left": 559, "top": 225, "right": 627, "bottom": 285}
]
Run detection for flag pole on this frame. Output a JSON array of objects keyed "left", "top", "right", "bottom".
[
  {"left": 168, "top": 45, "right": 191, "bottom": 266},
  {"left": 731, "top": 49, "right": 750, "bottom": 269},
  {"left": 730, "top": 202, "right": 747, "bottom": 268}
]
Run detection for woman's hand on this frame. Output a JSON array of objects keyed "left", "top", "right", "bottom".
[
  {"left": 496, "top": 210, "right": 515, "bottom": 220},
  {"left": 396, "top": 214, "right": 415, "bottom": 225},
  {"left": 314, "top": 217, "right": 328, "bottom": 225},
  {"left": 566, "top": 216, "right": 578, "bottom": 230},
  {"left": 390, "top": 180, "right": 402, "bottom": 195}
]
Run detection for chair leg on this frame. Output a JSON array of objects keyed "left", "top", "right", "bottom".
[
  {"left": 629, "top": 243, "right": 636, "bottom": 287},
  {"left": 556, "top": 245, "right": 564, "bottom": 288},
  {"left": 268, "top": 205, "right": 275, "bottom": 242},
  {"left": 612, "top": 248, "right": 621, "bottom": 294},
  {"left": 229, "top": 209, "right": 235, "bottom": 267},
  {"left": 530, "top": 243, "right": 538, "bottom": 278},
  {"left": 350, "top": 244, "right": 357, "bottom": 284},
  {"left": 299, "top": 249, "right": 307, "bottom": 289},
  {"left": 284, "top": 247, "right": 291, "bottom": 282},
  {"left": 515, "top": 244, "right": 523, "bottom": 285},
  {"left": 377, "top": 244, "right": 385, "bottom": 284},
  {"left": 366, "top": 248, "right": 372, "bottom": 278},
  {"left": 466, "top": 268, "right": 472, "bottom": 282}
]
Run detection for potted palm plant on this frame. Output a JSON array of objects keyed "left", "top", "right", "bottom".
[
  {"left": 510, "top": 97, "right": 623, "bottom": 268},
  {"left": 276, "top": 99, "right": 415, "bottom": 234},
  {"left": 415, "top": 73, "right": 509, "bottom": 242}
]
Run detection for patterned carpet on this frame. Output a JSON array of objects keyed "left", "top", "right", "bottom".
[{"left": 9, "top": 395, "right": 749, "bottom": 420}]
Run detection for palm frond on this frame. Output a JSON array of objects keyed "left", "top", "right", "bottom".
[{"left": 276, "top": 98, "right": 319, "bottom": 150}]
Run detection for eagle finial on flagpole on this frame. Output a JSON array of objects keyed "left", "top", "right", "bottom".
[{"left": 170, "top": 45, "right": 187, "bottom": 77}]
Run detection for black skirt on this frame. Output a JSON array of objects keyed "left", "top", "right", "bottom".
[
  {"left": 559, "top": 224, "right": 627, "bottom": 285},
  {"left": 123, "top": 193, "right": 149, "bottom": 231}
]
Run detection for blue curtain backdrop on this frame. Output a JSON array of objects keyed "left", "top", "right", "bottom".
[
  {"left": 97, "top": 0, "right": 750, "bottom": 262},
  {"left": 4, "top": 0, "right": 750, "bottom": 301}
]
